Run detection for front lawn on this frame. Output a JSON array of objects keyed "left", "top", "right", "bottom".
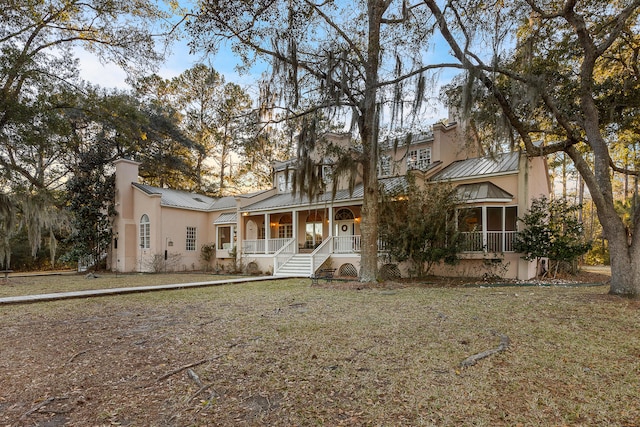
[{"left": 0, "top": 277, "right": 637, "bottom": 426}]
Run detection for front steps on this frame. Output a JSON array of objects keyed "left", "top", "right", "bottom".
[{"left": 274, "top": 253, "right": 331, "bottom": 277}]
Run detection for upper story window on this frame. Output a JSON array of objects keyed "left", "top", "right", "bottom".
[
  {"left": 407, "top": 147, "right": 431, "bottom": 170},
  {"left": 322, "top": 161, "right": 333, "bottom": 184},
  {"left": 379, "top": 155, "right": 391, "bottom": 177},
  {"left": 277, "top": 172, "right": 293, "bottom": 192},
  {"left": 139, "top": 214, "right": 150, "bottom": 249},
  {"left": 186, "top": 226, "right": 197, "bottom": 251}
]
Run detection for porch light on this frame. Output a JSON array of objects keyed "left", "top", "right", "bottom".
[
  {"left": 243, "top": 212, "right": 249, "bottom": 216},
  {"left": 355, "top": 217, "right": 361, "bottom": 223}
]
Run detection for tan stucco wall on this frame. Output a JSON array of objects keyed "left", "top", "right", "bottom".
[
  {"left": 111, "top": 159, "right": 140, "bottom": 273},
  {"left": 112, "top": 160, "right": 227, "bottom": 272}
]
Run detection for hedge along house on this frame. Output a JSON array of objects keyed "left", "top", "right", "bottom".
[{"left": 109, "top": 120, "right": 550, "bottom": 279}]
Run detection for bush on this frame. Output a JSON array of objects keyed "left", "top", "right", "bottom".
[{"left": 514, "top": 196, "right": 591, "bottom": 277}]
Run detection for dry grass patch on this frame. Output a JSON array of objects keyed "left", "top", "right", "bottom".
[{"left": 0, "top": 278, "right": 638, "bottom": 426}]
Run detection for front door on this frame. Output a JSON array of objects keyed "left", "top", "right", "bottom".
[{"left": 335, "top": 220, "right": 354, "bottom": 252}]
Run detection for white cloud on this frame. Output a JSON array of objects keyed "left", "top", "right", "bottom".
[{"left": 75, "top": 48, "right": 129, "bottom": 89}]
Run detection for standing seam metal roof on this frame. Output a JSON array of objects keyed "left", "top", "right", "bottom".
[
  {"left": 456, "top": 181, "right": 513, "bottom": 201},
  {"left": 239, "top": 176, "right": 410, "bottom": 212},
  {"left": 132, "top": 183, "right": 236, "bottom": 211},
  {"left": 430, "top": 152, "right": 520, "bottom": 181},
  {"left": 214, "top": 212, "right": 238, "bottom": 223}
]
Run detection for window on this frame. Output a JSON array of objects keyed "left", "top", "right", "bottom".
[
  {"left": 305, "top": 213, "right": 323, "bottom": 247},
  {"left": 335, "top": 208, "right": 355, "bottom": 221},
  {"left": 277, "top": 172, "right": 293, "bottom": 192},
  {"left": 139, "top": 214, "right": 150, "bottom": 249},
  {"left": 218, "top": 226, "right": 232, "bottom": 250},
  {"left": 278, "top": 214, "right": 293, "bottom": 238},
  {"left": 322, "top": 163, "right": 333, "bottom": 184},
  {"left": 186, "top": 227, "right": 197, "bottom": 251},
  {"left": 407, "top": 147, "right": 431, "bottom": 170},
  {"left": 379, "top": 155, "right": 391, "bottom": 177}
]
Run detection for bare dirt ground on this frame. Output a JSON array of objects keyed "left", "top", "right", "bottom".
[{"left": 2, "top": 270, "right": 638, "bottom": 426}]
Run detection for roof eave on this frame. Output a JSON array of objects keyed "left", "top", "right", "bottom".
[{"left": 461, "top": 197, "right": 514, "bottom": 204}]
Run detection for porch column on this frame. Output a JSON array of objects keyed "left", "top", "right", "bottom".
[
  {"left": 231, "top": 224, "right": 237, "bottom": 250},
  {"left": 264, "top": 213, "right": 270, "bottom": 254},
  {"left": 481, "top": 206, "right": 488, "bottom": 252},
  {"left": 293, "top": 210, "right": 298, "bottom": 253},
  {"left": 329, "top": 206, "right": 334, "bottom": 237},
  {"left": 501, "top": 206, "right": 506, "bottom": 252}
]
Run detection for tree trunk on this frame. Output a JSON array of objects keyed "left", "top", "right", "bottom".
[
  {"left": 607, "top": 232, "right": 640, "bottom": 297},
  {"left": 572, "top": 20, "right": 640, "bottom": 298},
  {"left": 358, "top": 0, "right": 385, "bottom": 283}
]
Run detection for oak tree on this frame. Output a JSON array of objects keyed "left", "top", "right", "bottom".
[
  {"left": 189, "top": 0, "right": 457, "bottom": 281},
  {"left": 425, "top": 0, "right": 640, "bottom": 297}
]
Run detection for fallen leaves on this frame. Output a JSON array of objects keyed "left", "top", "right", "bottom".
[{"left": 0, "top": 277, "right": 637, "bottom": 426}]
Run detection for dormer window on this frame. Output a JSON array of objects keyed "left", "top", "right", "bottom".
[
  {"left": 277, "top": 172, "right": 293, "bottom": 192},
  {"left": 322, "top": 160, "right": 333, "bottom": 184}
]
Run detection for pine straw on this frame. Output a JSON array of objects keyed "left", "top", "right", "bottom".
[{"left": 1, "top": 276, "right": 638, "bottom": 426}]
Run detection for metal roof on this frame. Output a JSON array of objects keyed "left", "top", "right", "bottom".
[
  {"left": 214, "top": 212, "right": 237, "bottom": 224},
  {"left": 132, "top": 183, "right": 236, "bottom": 211},
  {"left": 241, "top": 185, "right": 364, "bottom": 212},
  {"left": 456, "top": 181, "right": 513, "bottom": 202},
  {"left": 240, "top": 177, "right": 412, "bottom": 212},
  {"left": 431, "top": 152, "right": 520, "bottom": 181},
  {"left": 379, "top": 176, "right": 409, "bottom": 194}
]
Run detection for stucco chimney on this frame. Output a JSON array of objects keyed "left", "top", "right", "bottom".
[{"left": 114, "top": 159, "right": 140, "bottom": 220}]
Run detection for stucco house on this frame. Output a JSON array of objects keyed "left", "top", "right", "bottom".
[{"left": 109, "top": 120, "right": 550, "bottom": 280}]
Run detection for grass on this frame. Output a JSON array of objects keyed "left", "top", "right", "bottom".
[{"left": 0, "top": 277, "right": 638, "bottom": 426}]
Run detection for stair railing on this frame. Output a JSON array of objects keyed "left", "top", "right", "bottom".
[
  {"left": 310, "top": 237, "right": 333, "bottom": 275},
  {"left": 273, "top": 238, "right": 296, "bottom": 275}
]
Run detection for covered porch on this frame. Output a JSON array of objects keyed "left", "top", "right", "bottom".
[
  {"left": 241, "top": 205, "right": 363, "bottom": 255},
  {"left": 458, "top": 205, "right": 518, "bottom": 253},
  {"left": 239, "top": 205, "right": 364, "bottom": 277}
]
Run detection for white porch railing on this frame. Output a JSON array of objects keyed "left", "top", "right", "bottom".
[
  {"left": 243, "top": 238, "right": 291, "bottom": 254},
  {"left": 242, "top": 239, "right": 265, "bottom": 254},
  {"left": 461, "top": 231, "right": 517, "bottom": 253},
  {"left": 274, "top": 238, "right": 296, "bottom": 273},
  {"left": 333, "top": 235, "right": 361, "bottom": 253}
]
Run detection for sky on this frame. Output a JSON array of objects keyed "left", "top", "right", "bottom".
[
  {"left": 76, "top": 40, "right": 265, "bottom": 96},
  {"left": 76, "top": 12, "right": 456, "bottom": 124}
]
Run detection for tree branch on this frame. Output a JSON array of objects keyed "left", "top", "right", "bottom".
[{"left": 459, "top": 333, "right": 509, "bottom": 368}]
